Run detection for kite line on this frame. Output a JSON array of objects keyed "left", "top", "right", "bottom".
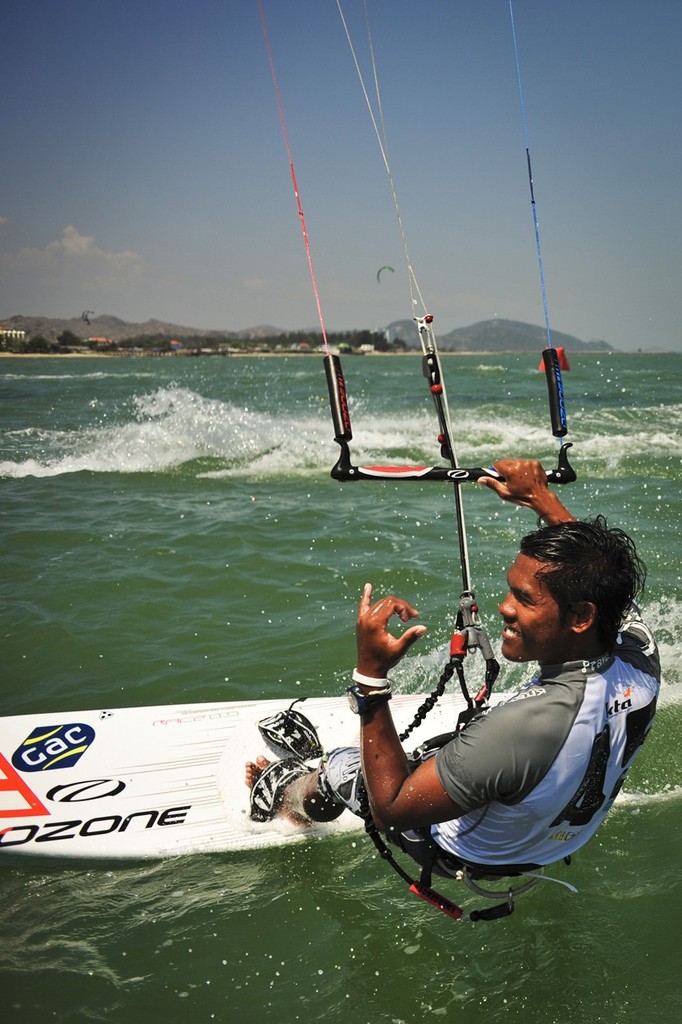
[
  {"left": 257, "top": 0, "right": 577, "bottom": 922},
  {"left": 509, "top": 0, "right": 568, "bottom": 441},
  {"left": 256, "top": 0, "right": 330, "bottom": 355}
]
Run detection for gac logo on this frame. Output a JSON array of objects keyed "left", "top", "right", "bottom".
[{"left": 11, "top": 723, "right": 96, "bottom": 772}]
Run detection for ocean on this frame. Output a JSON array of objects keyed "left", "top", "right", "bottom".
[{"left": 1, "top": 351, "right": 680, "bottom": 1023}]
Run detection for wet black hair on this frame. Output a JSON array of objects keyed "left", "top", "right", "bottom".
[{"left": 519, "top": 515, "right": 647, "bottom": 649}]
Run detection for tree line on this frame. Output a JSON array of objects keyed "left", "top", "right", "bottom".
[{"left": 2, "top": 328, "right": 410, "bottom": 354}]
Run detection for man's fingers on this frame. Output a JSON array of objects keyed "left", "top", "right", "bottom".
[
  {"left": 358, "top": 582, "right": 373, "bottom": 615},
  {"left": 358, "top": 586, "right": 420, "bottom": 625},
  {"left": 401, "top": 624, "right": 428, "bottom": 649}
]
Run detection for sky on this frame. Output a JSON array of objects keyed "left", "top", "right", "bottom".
[{"left": 2, "top": 0, "right": 681, "bottom": 351}]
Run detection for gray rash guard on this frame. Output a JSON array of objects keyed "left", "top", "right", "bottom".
[{"left": 432, "top": 611, "right": 660, "bottom": 869}]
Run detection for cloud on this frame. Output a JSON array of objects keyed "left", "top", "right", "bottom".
[
  {"left": 241, "top": 276, "right": 266, "bottom": 292},
  {"left": 0, "top": 226, "right": 146, "bottom": 314},
  {"left": 25, "top": 225, "right": 143, "bottom": 275}
]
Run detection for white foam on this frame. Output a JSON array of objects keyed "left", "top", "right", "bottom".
[{"left": 2, "top": 382, "right": 681, "bottom": 481}]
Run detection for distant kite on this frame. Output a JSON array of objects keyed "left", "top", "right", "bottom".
[
  {"left": 82, "top": 310, "right": 95, "bottom": 325},
  {"left": 376, "top": 265, "right": 394, "bottom": 284}
]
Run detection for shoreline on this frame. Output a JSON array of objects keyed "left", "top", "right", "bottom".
[{"left": 0, "top": 348, "right": 634, "bottom": 359}]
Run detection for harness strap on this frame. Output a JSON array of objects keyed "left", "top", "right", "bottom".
[
  {"left": 359, "top": 722, "right": 579, "bottom": 923},
  {"left": 415, "top": 828, "right": 516, "bottom": 922},
  {"left": 358, "top": 779, "right": 518, "bottom": 924}
]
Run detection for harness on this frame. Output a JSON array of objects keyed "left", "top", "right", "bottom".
[
  {"left": 356, "top": 705, "right": 522, "bottom": 922},
  {"left": 359, "top": 723, "right": 577, "bottom": 923}
]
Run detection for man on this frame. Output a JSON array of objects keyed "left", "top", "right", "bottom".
[{"left": 246, "top": 459, "right": 660, "bottom": 878}]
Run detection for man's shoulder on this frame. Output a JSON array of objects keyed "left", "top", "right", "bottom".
[
  {"left": 435, "top": 673, "right": 587, "bottom": 807},
  {"left": 453, "top": 672, "right": 586, "bottom": 745},
  {"left": 490, "top": 670, "right": 585, "bottom": 714},
  {"left": 500, "top": 680, "right": 555, "bottom": 706},
  {"left": 616, "top": 611, "right": 660, "bottom": 679}
]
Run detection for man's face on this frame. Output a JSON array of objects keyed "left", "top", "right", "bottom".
[{"left": 498, "top": 552, "right": 574, "bottom": 665}]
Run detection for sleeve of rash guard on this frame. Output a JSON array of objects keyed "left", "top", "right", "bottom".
[{"left": 434, "top": 685, "right": 581, "bottom": 813}]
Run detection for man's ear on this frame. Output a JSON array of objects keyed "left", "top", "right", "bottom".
[{"left": 568, "top": 601, "right": 597, "bottom": 634}]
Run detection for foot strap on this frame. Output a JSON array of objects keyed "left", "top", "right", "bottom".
[
  {"left": 258, "top": 700, "right": 323, "bottom": 761},
  {"left": 250, "top": 758, "right": 313, "bottom": 823}
]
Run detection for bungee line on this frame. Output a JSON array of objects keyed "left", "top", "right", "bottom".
[{"left": 334, "top": 7, "right": 503, "bottom": 897}]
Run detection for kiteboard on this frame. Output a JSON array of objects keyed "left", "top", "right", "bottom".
[{"left": 0, "top": 692, "right": 478, "bottom": 860}]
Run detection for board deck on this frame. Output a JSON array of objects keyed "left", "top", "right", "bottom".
[{"left": 0, "top": 693, "right": 476, "bottom": 860}]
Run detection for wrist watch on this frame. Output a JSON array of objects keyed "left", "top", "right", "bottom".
[{"left": 346, "top": 683, "right": 392, "bottom": 716}]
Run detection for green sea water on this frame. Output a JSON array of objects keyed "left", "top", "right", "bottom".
[{"left": 1, "top": 352, "right": 681, "bottom": 1023}]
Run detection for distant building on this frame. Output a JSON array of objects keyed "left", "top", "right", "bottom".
[{"left": 0, "top": 327, "right": 26, "bottom": 341}]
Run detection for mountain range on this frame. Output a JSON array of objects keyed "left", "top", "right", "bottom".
[
  {"left": 0, "top": 313, "right": 612, "bottom": 352},
  {"left": 386, "top": 318, "right": 611, "bottom": 352}
]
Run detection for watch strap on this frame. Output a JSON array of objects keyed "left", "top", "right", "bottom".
[{"left": 347, "top": 684, "right": 392, "bottom": 716}]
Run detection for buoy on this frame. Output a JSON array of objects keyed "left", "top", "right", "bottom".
[{"left": 538, "top": 346, "right": 570, "bottom": 370}]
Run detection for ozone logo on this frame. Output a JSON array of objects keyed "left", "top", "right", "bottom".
[
  {"left": 11, "top": 723, "right": 96, "bottom": 772},
  {"left": 47, "top": 779, "right": 126, "bottom": 803}
]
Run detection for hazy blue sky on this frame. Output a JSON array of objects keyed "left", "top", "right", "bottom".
[{"left": 2, "top": 0, "right": 680, "bottom": 350}]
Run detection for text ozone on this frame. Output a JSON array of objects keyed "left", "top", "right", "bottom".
[{"left": 0, "top": 805, "right": 191, "bottom": 847}]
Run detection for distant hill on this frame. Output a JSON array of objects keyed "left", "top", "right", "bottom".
[
  {"left": 0, "top": 314, "right": 243, "bottom": 343},
  {"left": 386, "top": 317, "right": 611, "bottom": 353},
  {"left": 1, "top": 313, "right": 612, "bottom": 352}
]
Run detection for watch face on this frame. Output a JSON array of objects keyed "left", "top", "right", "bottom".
[
  {"left": 347, "top": 686, "right": 361, "bottom": 713},
  {"left": 347, "top": 685, "right": 390, "bottom": 715}
]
